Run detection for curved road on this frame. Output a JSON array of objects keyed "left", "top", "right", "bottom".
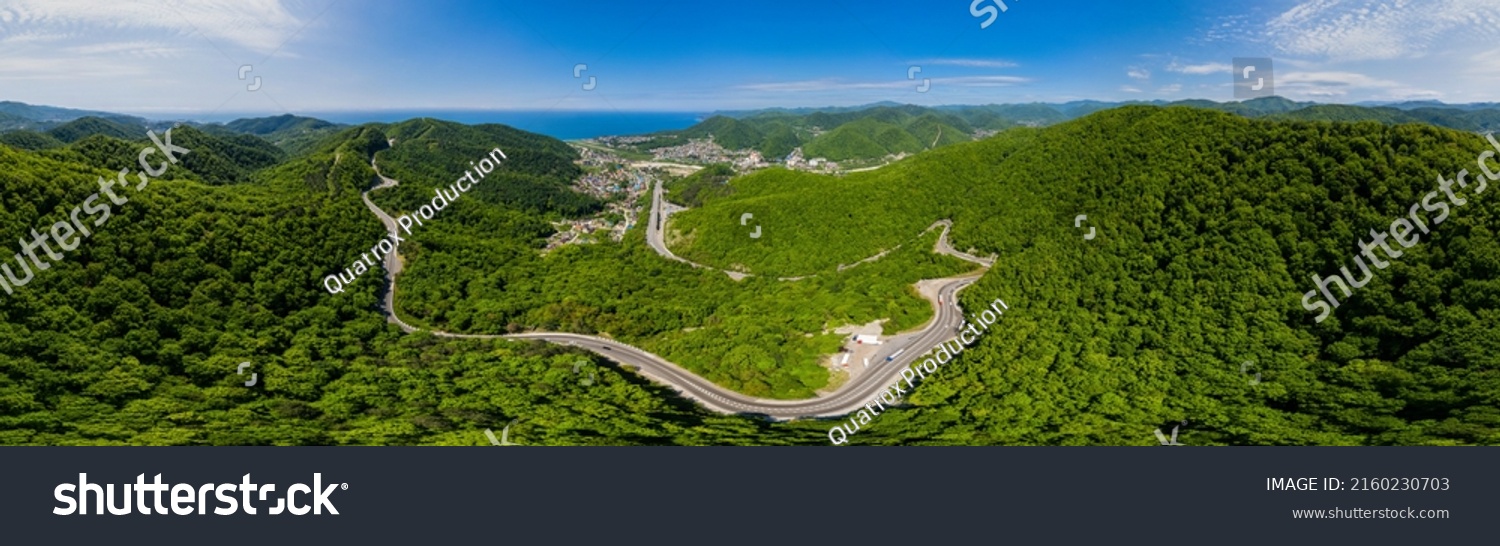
[
  {"left": 646, "top": 180, "right": 988, "bottom": 280},
  {"left": 361, "top": 154, "right": 992, "bottom": 419},
  {"left": 931, "top": 219, "right": 997, "bottom": 267},
  {"left": 364, "top": 157, "right": 418, "bottom": 334},
  {"left": 645, "top": 178, "right": 748, "bottom": 280}
]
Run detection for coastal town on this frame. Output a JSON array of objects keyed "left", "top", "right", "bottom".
[
  {"left": 543, "top": 144, "right": 654, "bottom": 251},
  {"left": 642, "top": 136, "right": 849, "bottom": 173},
  {"left": 545, "top": 128, "right": 912, "bottom": 251}
]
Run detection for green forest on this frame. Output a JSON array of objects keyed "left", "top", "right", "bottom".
[
  {"left": 668, "top": 106, "right": 1500, "bottom": 445},
  {"left": 1, "top": 102, "right": 1497, "bottom": 445},
  {"left": 622, "top": 106, "right": 984, "bottom": 162},
  {"left": 0, "top": 121, "right": 818, "bottom": 446},
  {"left": 368, "top": 118, "right": 970, "bottom": 398}
]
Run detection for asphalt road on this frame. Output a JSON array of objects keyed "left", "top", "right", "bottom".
[
  {"left": 932, "top": 219, "right": 997, "bottom": 266},
  {"left": 495, "top": 273, "right": 980, "bottom": 419},
  {"left": 645, "top": 177, "right": 689, "bottom": 265},
  {"left": 645, "top": 178, "right": 749, "bottom": 280},
  {"left": 362, "top": 155, "right": 991, "bottom": 419},
  {"left": 362, "top": 157, "right": 418, "bottom": 334}
]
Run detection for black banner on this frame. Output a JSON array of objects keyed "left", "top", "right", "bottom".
[{"left": 1, "top": 447, "right": 1493, "bottom": 544}]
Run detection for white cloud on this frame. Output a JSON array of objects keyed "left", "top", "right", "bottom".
[
  {"left": 1276, "top": 58, "right": 1323, "bottom": 70},
  {"left": 0, "top": 0, "right": 307, "bottom": 55},
  {"left": 0, "top": 31, "right": 72, "bottom": 45},
  {"left": 1120, "top": 85, "right": 1143, "bottom": 93},
  {"left": 0, "top": 55, "right": 152, "bottom": 80},
  {"left": 738, "top": 79, "right": 844, "bottom": 92},
  {"left": 1279, "top": 70, "right": 1399, "bottom": 89},
  {"left": 1271, "top": 70, "right": 1448, "bottom": 100},
  {"left": 1303, "top": 89, "right": 1344, "bottom": 98},
  {"left": 66, "top": 41, "right": 188, "bottom": 58},
  {"left": 1389, "top": 88, "right": 1444, "bottom": 100},
  {"left": 739, "top": 75, "right": 1031, "bottom": 92},
  {"left": 1199, "top": 13, "right": 1258, "bottom": 45},
  {"left": 913, "top": 58, "right": 1018, "bottom": 68},
  {"left": 0, "top": 0, "right": 329, "bottom": 112},
  {"left": 1157, "top": 84, "right": 1182, "bottom": 94},
  {"left": 1127, "top": 67, "right": 1150, "bottom": 80},
  {"left": 1467, "top": 48, "right": 1500, "bottom": 81},
  {"left": 1268, "top": 0, "right": 1500, "bottom": 61},
  {"left": 1167, "top": 61, "right": 1232, "bottom": 75},
  {"left": 940, "top": 75, "right": 1031, "bottom": 87}
]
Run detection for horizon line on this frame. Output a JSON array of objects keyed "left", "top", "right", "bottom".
[{"left": 45, "top": 95, "right": 1495, "bottom": 124}]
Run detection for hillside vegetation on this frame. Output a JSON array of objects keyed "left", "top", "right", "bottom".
[
  {"left": 670, "top": 106, "right": 1500, "bottom": 445},
  {"left": 368, "top": 120, "right": 972, "bottom": 398},
  {"left": 222, "top": 114, "right": 343, "bottom": 155},
  {"left": 626, "top": 98, "right": 1500, "bottom": 165},
  {"left": 47, "top": 116, "right": 143, "bottom": 143},
  {"left": 3, "top": 102, "right": 1497, "bottom": 446},
  {"left": 627, "top": 105, "right": 989, "bottom": 161},
  {"left": 665, "top": 163, "right": 735, "bottom": 207},
  {"left": 0, "top": 119, "right": 822, "bottom": 445}
]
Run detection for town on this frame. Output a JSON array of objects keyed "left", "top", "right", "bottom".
[
  {"left": 545, "top": 134, "right": 859, "bottom": 251},
  {"left": 543, "top": 144, "right": 654, "bottom": 251}
]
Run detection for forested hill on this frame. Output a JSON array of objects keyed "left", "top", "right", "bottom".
[
  {"left": 4, "top": 103, "right": 1498, "bottom": 446},
  {"left": 669, "top": 106, "right": 1500, "bottom": 445},
  {"left": 219, "top": 115, "right": 344, "bottom": 155},
  {"left": 0, "top": 101, "right": 344, "bottom": 156},
  {"left": 371, "top": 118, "right": 595, "bottom": 217},
  {"left": 224, "top": 114, "right": 336, "bottom": 136},
  {"left": 0, "top": 120, "right": 788, "bottom": 446},
  {"left": 623, "top": 106, "right": 984, "bottom": 161},
  {"left": 614, "top": 98, "right": 1500, "bottom": 165}
]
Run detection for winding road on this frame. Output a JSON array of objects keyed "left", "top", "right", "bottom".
[
  {"left": 646, "top": 180, "right": 991, "bottom": 279},
  {"left": 360, "top": 153, "right": 993, "bottom": 419}
]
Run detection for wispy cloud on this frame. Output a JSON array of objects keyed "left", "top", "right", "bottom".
[
  {"left": 737, "top": 79, "right": 847, "bottom": 92},
  {"left": 1467, "top": 48, "right": 1500, "bottom": 81},
  {"left": 66, "top": 41, "right": 188, "bottom": 58},
  {"left": 940, "top": 75, "right": 1031, "bottom": 87},
  {"left": 911, "top": 58, "right": 1018, "bottom": 68},
  {"left": 1157, "top": 84, "right": 1182, "bottom": 94},
  {"left": 1274, "top": 70, "right": 1408, "bottom": 98},
  {"left": 0, "top": 56, "right": 153, "bottom": 80},
  {"left": 1268, "top": 0, "right": 1500, "bottom": 61},
  {"left": 1198, "top": 13, "right": 1259, "bottom": 45},
  {"left": 1167, "top": 61, "right": 1232, "bottom": 75},
  {"left": 739, "top": 75, "right": 1031, "bottom": 92},
  {"left": 1279, "top": 71, "right": 1398, "bottom": 89},
  {"left": 1127, "top": 67, "right": 1150, "bottom": 80},
  {"left": 1120, "top": 85, "right": 1143, "bottom": 93},
  {"left": 0, "top": 31, "right": 73, "bottom": 45},
  {"left": 0, "top": 0, "right": 308, "bottom": 55},
  {"left": 1389, "top": 88, "right": 1444, "bottom": 100}
]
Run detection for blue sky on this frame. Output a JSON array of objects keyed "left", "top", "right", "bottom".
[{"left": 3, "top": 0, "right": 1500, "bottom": 117}]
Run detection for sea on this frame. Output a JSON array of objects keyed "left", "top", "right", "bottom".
[{"left": 279, "top": 110, "right": 704, "bottom": 140}]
